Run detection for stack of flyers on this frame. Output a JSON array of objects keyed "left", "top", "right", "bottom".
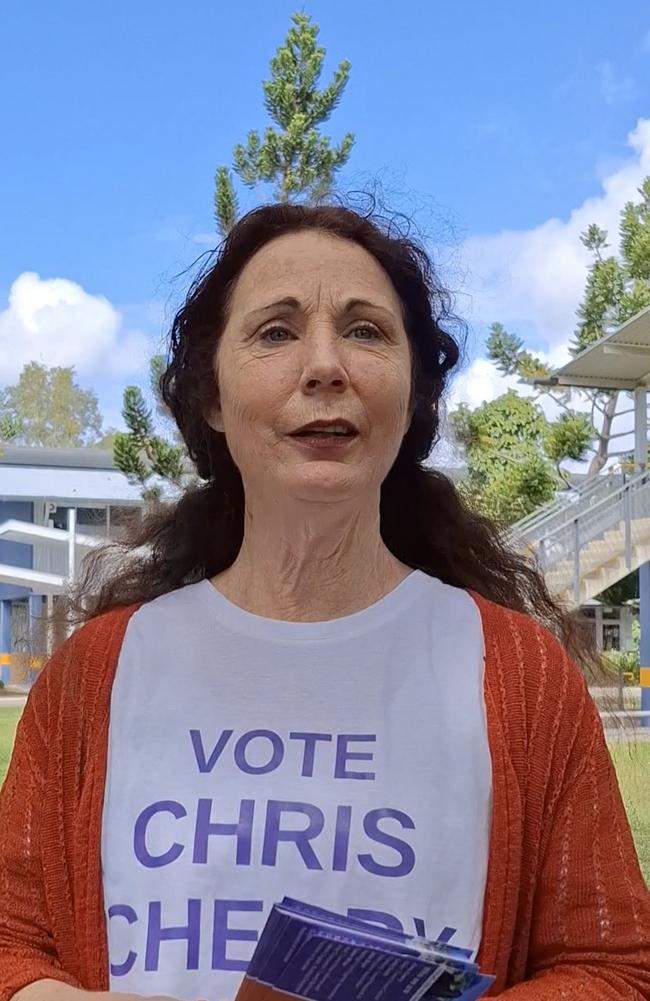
[{"left": 234, "top": 898, "right": 494, "bottom": 1001}]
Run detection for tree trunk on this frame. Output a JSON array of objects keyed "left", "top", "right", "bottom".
[{"left": 587, "top": 391, "right": 619, "bottom": 477}]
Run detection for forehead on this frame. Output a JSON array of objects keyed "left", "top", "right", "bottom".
[{"left": 228, "top": 230, "right": 402, "bottom": 313}]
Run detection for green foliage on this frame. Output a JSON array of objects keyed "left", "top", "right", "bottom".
[
  {"left": 122, "top": 387, "right": 153, "bottom": 443},
  {"left": 138, "top": 10, "right": 356, "bottom": 493},
  {"left": 580, "top": 223, "right": 609, "bottom": 255},
  {"left": 113, "top": 373, "right": 187, "bottom": 500},
  {"left": 472, "top": 176, "right": 650, "bottom": 503},
  {"left": 214, "top": 11, "right": 354, "bottom": 234},
  {"left": 573, "top": 256, "right": 626, "bottom": 353},
  {"left": 452, "top": 392, "right": 548, "bottom": 470},
  {"left": 620, "top": 177, "right": 650, "bottom": 280},
  {"left": 214, "top": 167, "right": 240, "bottom": 238},
  {"left": 114, "top": 430, "right": 149, "bottom": 483},
  {"left": 149, "top": 436, "right": 185, "bottom": 482},
  {"left": 542, "top": 412, "right": 595, "bottom": 464},
  {"left": 0, "top": 414, "right": 19, "bottom": 441},
  {"left": 0, "top": 362, "right": 104, "bottom": 447},
  {"left": 487, "top": 323, "right": 551, "bottom": 381},
  {"left": 603, "top": 617, "right": 640, "bottom": 684},
  {"left": 94, "top": 428, "right": 120, "bottom": 451},
  {"left": 450, "top": 391, "right": 560, "bottom": 524},
  {"left": 574, "top": 178, "right": 650, "bottom": 353}
]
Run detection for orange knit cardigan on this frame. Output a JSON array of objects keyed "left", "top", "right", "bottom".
[{"left": 0, "top": 592, "right": 649, "bottom": 1001}]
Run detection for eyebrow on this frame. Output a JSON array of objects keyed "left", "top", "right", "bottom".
[
  {"left": 246, "top": 296, "right": 301, "bottom": 317},
  {"left": 245, "top": 296, "right": 398, "bottom": 320}
]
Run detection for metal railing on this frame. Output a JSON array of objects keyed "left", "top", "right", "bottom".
[
  {"left": 513, "top": 471, "right": 632, "bottom": 545},
  {"left": 515, "top": 469, "right": 650, "bottom": 602}
]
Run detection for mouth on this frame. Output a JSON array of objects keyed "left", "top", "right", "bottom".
[{"left": 288, "top": 419, "right": 359, "bottom": 440}]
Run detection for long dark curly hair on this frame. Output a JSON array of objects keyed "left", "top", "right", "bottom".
[{"left": 72, "top": 202, "right": 598, "bottom": 671}]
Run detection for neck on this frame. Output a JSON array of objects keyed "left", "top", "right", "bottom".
[{"left": 210, "top": 496, "right": 412, "bottom": 621}]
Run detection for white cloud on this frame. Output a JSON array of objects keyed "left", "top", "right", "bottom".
[
  {"left": 448, "top": 358, "right": 521, "bottom": 410},
  {"left": 460, "top": 118, "right": 650, "bottom": 348},
  {"left": 447, "top": 342, "right": 572, "bottom": 412},
  {"left": 0, "top": 272, "right": 153, "bottom": 385}
]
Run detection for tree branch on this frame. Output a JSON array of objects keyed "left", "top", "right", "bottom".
[
  {"left": 592, "top": 403, "right": 609, "bottom": 419},
  {"left": 605, "top": 429, "right": 640, "bottom": 440},
  {"left": 549, "top": 394, "right": 578, "bottom": 417}
]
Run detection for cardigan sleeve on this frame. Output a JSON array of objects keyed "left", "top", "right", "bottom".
[
  {"left": 0, "top": 653, "right": 82, "bottom": 1001},
  {"left": 494, "top": 642, "right": 650, "bottom": 999}
]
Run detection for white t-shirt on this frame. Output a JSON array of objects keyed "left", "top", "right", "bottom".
[{"left": 101, "top": 572, "right": 491, "bottom": 1001}]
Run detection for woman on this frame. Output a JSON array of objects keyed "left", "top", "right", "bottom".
[{"left": 0, "top": 203, "right": 648, "bottom": 1001}]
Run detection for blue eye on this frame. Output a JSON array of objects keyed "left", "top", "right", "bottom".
[
  {"left": 349, "top": 324, "right": 381, "bottom": 340},
  {"left": 261, "top": 326, "right": 292, "bottom": 343}
]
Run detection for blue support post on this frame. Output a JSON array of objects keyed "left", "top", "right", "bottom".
[
  {"left": 28, "top": 594, "right": 45, "bottom": 685},
  {"left": 0, "top": 599, "right": 11, "bottom": 687},
  {"left": 639, "top": 562, "right": 650, "bottom": 728}
]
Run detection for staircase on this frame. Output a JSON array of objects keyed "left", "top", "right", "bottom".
[{"left": 512, "top": 469, "right": 650, "bottom": 605}]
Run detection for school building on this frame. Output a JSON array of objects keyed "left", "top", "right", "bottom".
[{"left": 0, "top": 444, "right": 142, "bottom": 685}]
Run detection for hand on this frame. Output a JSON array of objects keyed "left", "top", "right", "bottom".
[{"left": 13, "top": 983, "right": 210, "bottom": 1001}]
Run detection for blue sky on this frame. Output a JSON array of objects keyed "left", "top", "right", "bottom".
[{"left": 3, "top": 0, "right": 650, "bottom": 434}]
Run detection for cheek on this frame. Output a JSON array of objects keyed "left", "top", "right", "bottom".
[
  {"left": 362, "top": 360, "right": 412, "bottom": 436},
  {"left": 218, "top": 360, "right": 288, "bottom": 449}
]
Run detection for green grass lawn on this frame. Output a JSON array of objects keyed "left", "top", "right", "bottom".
[
  {"left": 0, "top": 708, "right": 22, "bottom": 786},
  {"left": 0, "top": 708, "right": 648, "bottom": 885},
  {"left": 609, "top": 743, "right": 650, "bottom": 886}
]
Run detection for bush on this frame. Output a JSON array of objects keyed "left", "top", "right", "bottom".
[
  {"left": 604, "top": 649, "right": 640, "bottom": 684},
  {"left": 602, "top": 618, "right": 640, "bottom": 684}
]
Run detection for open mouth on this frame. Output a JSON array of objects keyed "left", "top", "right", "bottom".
[{"left": 289, "top": 420, "right": 358, "bottom": 439}]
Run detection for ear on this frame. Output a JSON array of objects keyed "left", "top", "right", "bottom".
[{"left": 204, "top": 397, "right": 225, "bottom": 434}]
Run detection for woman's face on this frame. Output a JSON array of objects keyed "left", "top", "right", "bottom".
[{"left": 210, "top": 230, "right": 413, "bottom": 506}]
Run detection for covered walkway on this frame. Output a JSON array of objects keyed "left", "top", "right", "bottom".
[{"left": 529, "top": 304, "right": 650, "bottom": 725}]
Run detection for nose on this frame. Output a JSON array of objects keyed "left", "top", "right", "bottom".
[{"left": 299, "top": 327, "right": 350, "bottom": 394}]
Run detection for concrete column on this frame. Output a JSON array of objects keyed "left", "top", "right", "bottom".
[
  {"left": 595, "top": 604, "right": 604, "bottom": 650},
  {"left": 638, "top": 562, "right": 650, "bottom": 727},
  {"left": 621, "top": 605, "right": 633, "bottom": 651},
  {"left": 634, "top": 387, "right": 647, "bottom": 471},
  {"left": 67, "top": 507, "right": 77, "bottom": 580}
]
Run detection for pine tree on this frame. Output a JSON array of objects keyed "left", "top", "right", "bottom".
[
  {"left": 214, "top": 11, "right": 354, "bottom": 236},
  {"left": 214, "top": 167, "right": 240, "bottom": 238},
  {"left": 118, "top": 11, "right": 356, "bottom": 499},
  {"left": 113, "top": 378, "right": 187, "bottom": 503}
]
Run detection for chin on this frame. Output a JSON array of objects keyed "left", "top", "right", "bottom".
[{"left": 285, "top": 464, "right": 362, "bottom": 502}]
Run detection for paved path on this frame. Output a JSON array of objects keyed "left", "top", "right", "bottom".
[
  {"left": 0, "top": 697, "right": 27, "bottom": 709},
  {"left": 604, "top": 726, "right": 650, "bottom": 743},
  {"left": 591, "top": 686, "right": 641, "bottom": 701}
]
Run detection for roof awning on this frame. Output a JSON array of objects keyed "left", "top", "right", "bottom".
[
  {"left": 535, "top": 305, "right": 650, "bottom": 391},
  {"left": 0, "top": 564, "right": 64, "bottom": 593},
  {"left": 0, "top": 519, "right": 101, "bottom": 550}
]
